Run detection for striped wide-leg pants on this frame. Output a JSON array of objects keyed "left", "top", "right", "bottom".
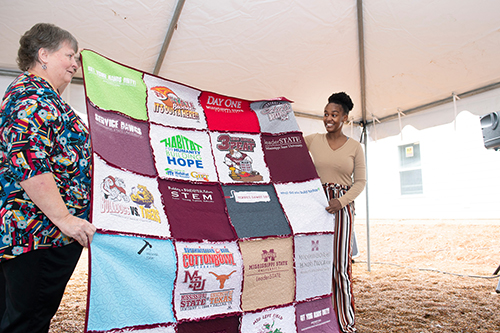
[{"left": 324, "top": 183, "right": 356, "bottom": 333}]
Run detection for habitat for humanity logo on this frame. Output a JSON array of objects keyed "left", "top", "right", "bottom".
[
  {"left": 150, "top": 86, "right": 200, "bottom": 120},
  {"left": 160, "top": 134, "right": 209, "bottom": 181},
  {"left": 100, "top": 175, "right": 161, "bottom": 223}
]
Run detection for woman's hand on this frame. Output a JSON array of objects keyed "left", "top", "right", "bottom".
[
  {"left": 326, "top": 198, "right": 342, "bottom": 214},
  {"left": 52, "top": 214, "right": 96, "bottom": 248}
]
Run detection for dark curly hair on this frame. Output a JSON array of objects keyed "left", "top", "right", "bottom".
[
  {"left": 328, "top": 92, "right": 354, "bottom": 116},
  {"left": 17, "top": 23, "right": 78, "bottom": 71}
]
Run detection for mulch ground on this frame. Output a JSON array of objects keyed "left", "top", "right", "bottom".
[{"left": 49, "top": 222, "right": 500, "bottom": 332}]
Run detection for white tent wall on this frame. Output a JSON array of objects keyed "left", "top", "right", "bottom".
[{"left": 358, "top": 87, "right": 500, "bottom": 222}]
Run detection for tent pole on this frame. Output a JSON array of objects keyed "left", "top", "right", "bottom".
[
  {"left": 356, "top": 0, "right": 371, "bottom": 271},
  {"left": 362, "top": 124, "right": 371, "bottom": 272},
  {"left": 153, "top": 0, "right": 186, "bottom": 75}
]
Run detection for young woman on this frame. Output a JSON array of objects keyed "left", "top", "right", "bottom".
[{"left": 305, "top": 92, "right": 366, "bottom": 333}]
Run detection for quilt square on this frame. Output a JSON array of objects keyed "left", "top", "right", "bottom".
[
  {"left": 251, "top": 99, "right": 299, "bottom": 134},
  {"left": 274, "top": 179, "right": 335, "bottom": 233},
  {"left": 222, "top": 184, "right": 291, "bottom": 239},
  {"left": 92, "top": 154, "right": 171, "bottom": 237},
  {"left": 199, "top": 91, "right": 260, "bottom": 133},
  {"left": 144, "top": 74, "right": 207, "bottom": 129},
  {"left": 176, "top": 314, "right": 240, "bottom": 333},
  {"left": 87, "top": 101, "right": 156, "bottom": 176},
  {"left": 239, "top": 237, "right": 295, "bottom": 311},
  {"left": 149, "top": 124, "right": 218, "bottom": 182},
  {"left": 210, "top": 132, "right": 270, "bottom": 184},
  {"left": 262, "top": 132, "right": 318, "bottom": 183},
  {"left": 87, "top": 233, "right": 176, "bottom": 332},
  {"left": 81, "top": 50, "right": 148, "bottom": 120},
  {"left": 294, "top": 234, "right": 334, "bottom": 301},
  {"left": 158, "top": 180, "right": 236, "bottom": 241},
  {"left": 174, "top": 241, "right": 243, "bottom": 321},
  {"left": 295, "top": 296, "right": 341, "bottom": 333},
  {"left": 240, "top": 305, "right": 297, "bottom": 333}
]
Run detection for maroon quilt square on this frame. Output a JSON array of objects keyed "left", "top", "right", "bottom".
[
  {"left": 295, "top": 296, "right": 341, "bottom": 333},
  {"left": 199, "top": 91, "right": 260, "bottom": 133},
  {"left": 262, "top": 132, "right": 318, "bottom": 183},
  {"left": 177, "top": 314, "right": 240, "bottom": 333},
  {"left": 158, "top": 180, "right": 236, "bottom": 241},
  {"left": 87, "top": 100, "right": 157, "bottom": 176}
]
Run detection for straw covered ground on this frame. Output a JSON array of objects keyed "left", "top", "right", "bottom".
[{"left": 49, "top": 222, "right": 500, "bottom": 332}]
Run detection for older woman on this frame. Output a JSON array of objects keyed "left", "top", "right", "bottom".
[
  {"left": 0, "top": 23, "right": 96, "bottom": 332},
  {"left": 305, "top": 92, "right": 366, "bottom": 333}
]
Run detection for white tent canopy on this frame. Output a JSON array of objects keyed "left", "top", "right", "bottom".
[{"left": 2, "top": 0, "right": 500, "bottom": 131}]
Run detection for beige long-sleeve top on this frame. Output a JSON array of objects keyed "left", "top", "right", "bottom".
[{"left": 305, "top": 133, "right": 366, "bottom": 208}]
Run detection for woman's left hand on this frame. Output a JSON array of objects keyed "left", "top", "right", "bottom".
[{"left": 326, "top": 198, "right": 342, "bottom": 214}]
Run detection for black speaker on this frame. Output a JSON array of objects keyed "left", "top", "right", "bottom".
[{"left": 480, "top": 112, "right": 500, "bottom": 150}]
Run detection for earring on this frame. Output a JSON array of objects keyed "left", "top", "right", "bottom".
[{"left": 41, "top": 64, "right": 47, "bottom": 70}]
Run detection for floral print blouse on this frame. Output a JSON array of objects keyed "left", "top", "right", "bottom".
[{"left": 0, "top": 73, "right": 91, "bottom": 261}]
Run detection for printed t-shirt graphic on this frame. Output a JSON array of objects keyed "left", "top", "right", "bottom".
[
  {"left": 87, "top": 233, "right": 176, "bottom": 331},
  {"left": 87, "top": 101, "right": 156, "bottom": 176},
  {"left": 199, "top": 91, "right": 260, "bottom": 133},
  {"left": 210, "top": 132, "right": 270, "bottom": 184},
  {"left": 222, "top": 184, "right": 291, "bottom": 238},
  {"left": 274, "top": 179, "right": 335, "bottom": 233},
  {"left": 239, "top": 237, "right": 295, "bottom": 311},
  {"left": 240, "top": 304, "right": 297, "bottom": 333},
  {"left": 262, "top": 132, "right": 318, "bottom": 183},
  {"left": 144, "top": 74, "right": 207, "bottom": 130},
  {"left": 174, "top": 241, "right": 242, "bottom": 321},
  {"left": 159, "top": 180, "right": 236, "bottom": 241},
  {"left": 251, "top": 99, "right": 299, "bottom": 134},
  {"left": 294, "top": 234, "right": 334, "bottom": 301},
  {"left": 149, "top": 124, "right": 218, "bottom": 182},
  {"left": 81, "top": 50, "right": 148, "bottom": 120},
  {"left": 92, "top": 155, "right": 170, "bottom": 237},
  {"left": 296, "top": 295, "right": 341, "bottom": 333}
]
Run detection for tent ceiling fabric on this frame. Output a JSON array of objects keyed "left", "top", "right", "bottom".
[{"left": 1, "top": 0, "right": 500, "bottom": 126}]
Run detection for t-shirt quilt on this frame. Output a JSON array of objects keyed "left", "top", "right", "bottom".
[{"left": 81, "top": 50, "right": 340, "bottom": 333}]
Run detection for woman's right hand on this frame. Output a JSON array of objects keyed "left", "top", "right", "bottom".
[{"left": 325, "top": 198, "right": 342, "bottom": 214}]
